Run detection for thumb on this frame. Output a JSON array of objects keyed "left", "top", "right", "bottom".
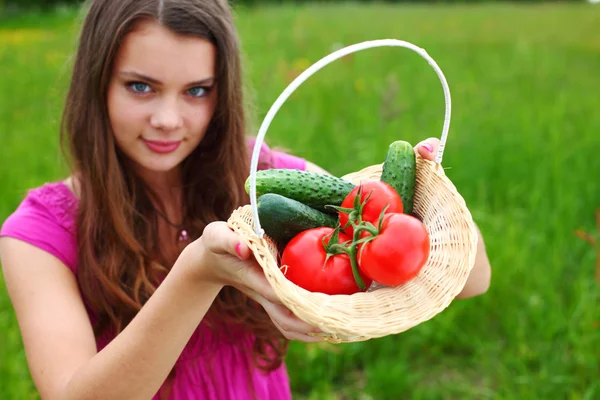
[
  {"left": 202, "top": 221, "right": 251, "bottom": 260},
  {"left": 415, "top": 138, "right": 440, "bottom": 161}
]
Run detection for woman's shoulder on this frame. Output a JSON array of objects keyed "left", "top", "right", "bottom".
[
  {"left": 4, "top": 179, "right": 78, "bottom": 232},
  {"left": 0, "top": 179, "right": 79, "bottom": 271}
]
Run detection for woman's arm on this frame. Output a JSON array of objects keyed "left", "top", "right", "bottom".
[
  {"left": 0, "top": 220, "right": 320, "bottom": 400},
  {"left": 0, "top": 236, "right": 222, "bottom": 400},
  {"left": 455, "top": 223, "right": 491, "bottom": 298}
]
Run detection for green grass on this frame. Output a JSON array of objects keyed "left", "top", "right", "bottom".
[{"left": 1, "top": 2, "right": 600, "bottom": 399}]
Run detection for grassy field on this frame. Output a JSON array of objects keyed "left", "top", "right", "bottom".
[{"left": 1, "top": 2, "right": 599, "bottom": 399}]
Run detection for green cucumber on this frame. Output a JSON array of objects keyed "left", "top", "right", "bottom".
[
  {"left": 380, "top": 140, "right": 417, "bottom": 215},
  {"left": 245, "top": 169, "right": 356, "bottom": 213},
  {"left": 256, "top": 193, "right": 338, "bottom": 246}
]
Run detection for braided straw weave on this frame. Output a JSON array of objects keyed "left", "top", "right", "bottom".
[{"left": 227, "top": 39, "right": 478, "bottom": 343}]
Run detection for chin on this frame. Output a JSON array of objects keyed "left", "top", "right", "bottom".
[{"left": 136, "top": 157, "right": 185, "bottom": 174}]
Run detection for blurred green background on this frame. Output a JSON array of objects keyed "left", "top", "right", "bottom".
[{"left": 1, "top": 1, "right": 599, "bottom": 399}]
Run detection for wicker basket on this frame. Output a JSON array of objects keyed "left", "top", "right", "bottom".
[{"left": 227, "top": 39, "right": 478, "bottom": 343}]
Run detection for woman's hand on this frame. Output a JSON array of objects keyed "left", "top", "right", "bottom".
[
  {"left": 414, "top": 137, "right": 441, "bottom": 161},
  {"left": 186, "top": 221, "right": 324, "bottom": 342}
]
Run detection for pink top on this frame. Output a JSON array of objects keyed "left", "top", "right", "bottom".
[{"left": 0, "top": 140, "right": 306, "bottom": 400}]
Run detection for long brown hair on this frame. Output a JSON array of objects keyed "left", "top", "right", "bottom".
[{"left": 60, "top": 0, "right": 287, "bottom": 373}]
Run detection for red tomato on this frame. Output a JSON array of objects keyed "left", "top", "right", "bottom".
[
  {"left": 339, "top": 181, "right": 403, "bottom": 237},
  {"left": 358, "top": 213, "right": 430, "bottom": 286},
  {"left": 281, "top": 227, "right": 372, "bottom": 295}
]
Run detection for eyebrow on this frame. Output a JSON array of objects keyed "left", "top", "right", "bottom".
[{"left": 119, "top": 71, "right": 215, "bottom": 86}]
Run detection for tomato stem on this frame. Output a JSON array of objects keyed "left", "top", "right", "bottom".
[
  {"left": 322, "top": 226, "right": 367, "bottom": 291},
  {"left": 354, "top": 222, "right": 379, "bottom": 237},
  {"left": 347, "top": 245, "right": 366, "bottom": 291},
  {"left": 327, "top": 185, "right": 396, "bottom": 292},
  {"left": 348, "top": 212, "right": 379, "bottom": 291}
]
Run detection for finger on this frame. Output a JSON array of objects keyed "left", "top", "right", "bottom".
[
  {"left": 242, "top": 287, "right": 324, "bottom": 337},
  {"left": 202, "top": 221, "right": 251, "bottom": 260},
  {"left": 270, "top": 317, "right": 324, "bottom": 343},
  {"left": 242, "top": 282, "right": 326, "bottom": 342},
  {"left": 414, "top": 138, "right": 440, "bottom": 161},
  {"left": 262, "top": 301, "right": 324, "bottom": 335},
  {"left": 234, "top": 264, "right": 282, "bottom": 305}
]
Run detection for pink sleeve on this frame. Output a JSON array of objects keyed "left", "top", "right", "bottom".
[
  {"left": 246, "top": 137, "right": 307, "bottom": 171},
  {"left": 270, "top": 149, "right": 307, "bottom": 170},
  {"left": 0, "top": 184, "right": 78, "bottom": 272}
]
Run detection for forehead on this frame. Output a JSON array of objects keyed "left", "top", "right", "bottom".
[{"left": 113, "top": 19, "right": 216, "bottom": 81}]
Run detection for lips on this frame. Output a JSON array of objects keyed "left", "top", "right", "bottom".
[{"left": 142, "top": 139, "right": 182, "bottom": 154}]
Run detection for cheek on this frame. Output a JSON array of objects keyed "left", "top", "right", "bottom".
[
  {"left": 107, "top": 86, "right": 146, "bottom": 142},
  {"left": 187, "top": 102, "right": 216, "bottom": 140}
]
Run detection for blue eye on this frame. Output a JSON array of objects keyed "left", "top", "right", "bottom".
[
  {"left": 128, "top": 82, "right": 152, "bottom": 93},
  {"left": 187, "top": 86, "right": 208, "bottom": 98}
]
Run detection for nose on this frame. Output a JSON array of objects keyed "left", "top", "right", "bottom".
[{"left": 150, "top": 97, "right": 183, "bottom": 131}]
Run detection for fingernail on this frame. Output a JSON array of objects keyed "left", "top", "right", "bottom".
[
  {"left": 235, "top": 243, "right": 242, "bottom": 258},
  {"left": 423, "top": 143, "right": 434, "bottom": 153}
]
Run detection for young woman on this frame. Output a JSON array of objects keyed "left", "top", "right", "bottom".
[{"left": 0, "top": 1, "right": 491, "bottom": 399}]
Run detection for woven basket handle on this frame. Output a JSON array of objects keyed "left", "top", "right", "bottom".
[{"left": 248, "top": 39, "right": 452, "bottom": 238}]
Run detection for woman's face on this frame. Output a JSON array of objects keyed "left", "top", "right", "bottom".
[{"left": 107, "top": 19, "right": 217, "bottom": 182}]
